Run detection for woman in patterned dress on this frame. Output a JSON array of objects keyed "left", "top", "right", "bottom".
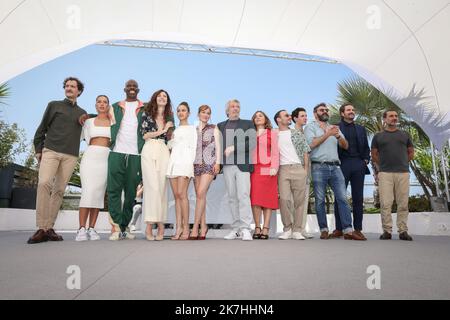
[{"left": 190, "top": 105, "right": 221, "bottom": 240}]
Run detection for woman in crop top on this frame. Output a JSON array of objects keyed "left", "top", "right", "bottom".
[
  {"left": 141, "top": 89, "right": 174, "bottom": 241},
  {"left": 76, "top": 95, "right": 111, "bottom": 241}
]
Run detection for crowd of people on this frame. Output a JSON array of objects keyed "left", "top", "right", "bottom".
[{"left": 27, "top": 77, "right": 415, "bottom": 244}]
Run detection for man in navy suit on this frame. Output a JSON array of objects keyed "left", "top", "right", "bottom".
[{"left": 331, "top": 104, "right": 370, "bottom": 240}]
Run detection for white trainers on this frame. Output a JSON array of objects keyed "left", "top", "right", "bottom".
[
  {"left": 241, "top": 229, "right": 253, "bottom": 241},
  {"left": 278, "top": 230, "right": 292, "bottom": 240},
  {"left": 130, "top": 225, "right": 136, "bottom": 232},
  {"left": 109, "top": 231, "right": 121, "bottom": 241},
  {"left": 302, "top": 232, "right": 314, "bottom": 239},
  {"left": 224, "top": 230, "right": 240, "bottom": 240},
  {"left": 292, "top": 231, "right": 306, "bottom": 240},
  {"left": 87, "top": 228, "right": 101, "bottom": 241},
  {"left": 75, "top": 227, "right": 88, "bottom": 241},
  {"left": 122, "top": 228, "right": 135, "bottom": 240}
]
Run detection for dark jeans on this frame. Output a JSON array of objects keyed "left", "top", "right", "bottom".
[
  {"left": 311, "top": 163, "right": 353, "bottom": 233},
  {"left": 334, "top": 158, "right": 366, "bottom": 231}
]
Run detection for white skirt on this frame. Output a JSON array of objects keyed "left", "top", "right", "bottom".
[{"left": 79, "top": 145, "right": 109, "bottom": 208}]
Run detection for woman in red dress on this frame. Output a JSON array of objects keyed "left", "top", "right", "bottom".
[{"left": 250, "top": 111, "right": 279, "bottom": 239}]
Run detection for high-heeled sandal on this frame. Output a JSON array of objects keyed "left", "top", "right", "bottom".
[
  {"left": 260, "top": 227, "right": 270, "bottom": 240},
  {"left": 253, "top": 226, "right": 262, "bottom": 239},
  {"left": 171, "top": 229, "right": 183, "bottom": 240},
  {"left": 188, "top": 230, "right": 199, "bottom": 240},
  {"left": 180, "top": 230, "right": 190, "bottom": 240},
  {"left": 198, "top": 227, "right": 209, "bottom": 240}
]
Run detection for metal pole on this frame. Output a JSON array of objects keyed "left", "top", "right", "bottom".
[{"left": 430, "top": 141, "right": 440, "bottom": 196}]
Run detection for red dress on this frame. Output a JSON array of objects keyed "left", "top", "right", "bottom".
[{"left": 250, "top": 129, "right": 279, "bottom": 209}]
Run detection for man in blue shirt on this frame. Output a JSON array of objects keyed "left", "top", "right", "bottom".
[{"left": 304, "top": 103, "right": 365, "bottom": 240}]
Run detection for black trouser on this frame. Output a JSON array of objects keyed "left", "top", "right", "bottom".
[{"left": 334, "top": 158, "right": 366, "bottom": 231}]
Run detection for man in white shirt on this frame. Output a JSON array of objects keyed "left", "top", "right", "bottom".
[
  {"left": 107, "top": 80, "right": 146, "bottom": 240},
  {"left": 274, "top": 110, "right": 310, "bottom": 240}
]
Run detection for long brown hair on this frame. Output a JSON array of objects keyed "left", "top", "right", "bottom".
[
  {"left": 252, "top": 110, "right": 272, "bottom": 129},
  {"left": 145, "top": 89, "right": 173, "bottom": 121}
]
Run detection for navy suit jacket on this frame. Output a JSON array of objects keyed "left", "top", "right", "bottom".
[{"left": 338, "top": 121, "right": 371, "bottom": 175}]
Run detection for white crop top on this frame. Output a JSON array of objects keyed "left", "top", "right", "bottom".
[{"left": 81, "top": 118, "right": 111, "bottom": 144}]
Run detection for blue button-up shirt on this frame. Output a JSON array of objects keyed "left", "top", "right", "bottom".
[{"left": 304, "top": 120, "right": 345, "bottom": 163}]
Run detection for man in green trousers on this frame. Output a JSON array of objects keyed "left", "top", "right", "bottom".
[{"left": 107, "top": 79, "right": 145, "bottom": 240}]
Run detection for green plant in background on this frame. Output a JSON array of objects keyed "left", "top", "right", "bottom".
[
  {"left": 0, "top": 83, "right": 10, "bottom": 105},
  {"left": 68, "top": 152, "right": 83, "bottom": 188},
  {"left": 0, "top": 121, "right": 27, "bottom": 168},
  {"left": 329, "top": 76, "right": 449, "bottom": 207}
]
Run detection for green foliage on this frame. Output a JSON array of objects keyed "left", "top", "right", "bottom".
[
  {"left": 333, "top": 75, "right": 449, "bottom": 199},
  {"left": 0, "top": 120, "right": 27, "bottom": 168},
  {"left": 0, "top": 83, "right": 10, "bottom": 105},
  {"left": 408, "top": 195, "right": 432, "bottom": 212}
]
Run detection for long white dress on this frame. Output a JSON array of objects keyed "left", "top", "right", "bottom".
[
  {"left": 79, "top": 118, "right": 111, "bottom": 208},
  {"left": 166, "top": 125, "right": 198, "bottom": 178}
]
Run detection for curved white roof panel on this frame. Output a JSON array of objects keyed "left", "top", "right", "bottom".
[{"left": 1, "top": 0, "right": 449, "bottom": 148}]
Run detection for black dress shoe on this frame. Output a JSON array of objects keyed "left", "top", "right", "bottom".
[
  {"left": 399, "top": 231, "right": 413, "bottom": 241},
  {"left": 379, "top": 231, "right": 392, "bottom": 240},
  {"left": 27, "top": 229, "right": 49, "bottom": 244},
  {"left": 46, "top": 228, "right": 64, "bottom": 241}
]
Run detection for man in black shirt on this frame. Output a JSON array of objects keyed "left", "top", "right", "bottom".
[
  {"left": 371, "top": 110, "right": 414, "bottom": 241},
  {"left": 28, "top": 77, "right": 87, "bottom": 244}
]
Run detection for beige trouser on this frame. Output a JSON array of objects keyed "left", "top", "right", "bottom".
[
  {"left": 36, "top": 148, "right": 78, "bottom": 229},
  {"left": 278, "top": 164, "right": 308, "bottom": 232},
  {"left": 378, "top": 172, "right": 410, "bottom": 233},
  {"left": 300, "top": 178, "right": 310, "bottom": 232}
]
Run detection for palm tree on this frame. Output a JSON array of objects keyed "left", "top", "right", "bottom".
[
  {"left": 331, "top": 76, "right": 443, "bottom": 201},
  {"left": 0, "top": 83, "right": 10, "bottom": 105}
]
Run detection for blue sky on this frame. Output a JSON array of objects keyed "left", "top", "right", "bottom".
[{"left": 2, "top": 44, "right": 354, "bottom": 146}]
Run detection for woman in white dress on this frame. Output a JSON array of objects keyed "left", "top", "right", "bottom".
[
  {"left": 76, "top": 95, "right": 111, "bottom": 241},
  {"left": 167, "top": 102, "right": 197, "bottom": 240},
  {"left": 141, "top": 89, "right": 174, "bottom": 241}
]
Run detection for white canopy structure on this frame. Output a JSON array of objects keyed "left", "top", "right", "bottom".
[{"left": 1, "top": 0, "right": 449, "bottom": 149}]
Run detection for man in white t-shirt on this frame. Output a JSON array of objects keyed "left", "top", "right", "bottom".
[
  {"left": 273, "top": 110, "right": 311, "bottom": 240},
  {"left": 107, "top": 80, "right": 146, "bottom": 240}
]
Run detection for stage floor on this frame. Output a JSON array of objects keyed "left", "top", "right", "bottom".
[{"left": 1, "top": 231, "right": 449, "bottom": 300}]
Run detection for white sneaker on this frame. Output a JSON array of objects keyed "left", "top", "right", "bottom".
[
  {"left": 75, "top": 227, "right": 88, "bottom": 241},
  {"left": 278, "top": 230, "right": 292, "bottom": 240},
  {"left": 87, "top": 228, "right": 101, "bottom": 241},
  {"left": 302, "top": 232, "right": 314, "bottom": 239},
  {"left": 292, "top": 232, "right": 306, "bottom": 240},
  {"left": 130, "top": 225, "right": 136, "bottom": 232},
  {"left": 224, "top": 230, "right": 240, "bottom": 240},
  {"left": 122, "top": 228, "right": 135, "bottom": 240},
  {"left": 241, "top": 229, "right": 253, "bottom": 241},
  {"left": 109, "top": 231, "right": 121, "bottom": 241}
]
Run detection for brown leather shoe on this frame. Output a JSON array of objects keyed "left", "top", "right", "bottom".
[
  {"left": 329, "top": 229, "right": 344, "bottom": 239},
  {"left": 320, "top": 231, "right": 329, "bottom": 239},
  {"left": 344, "top": 231, "right": 366, "bottom": 241},
  {"left": 354, "top": 230, "right": 367, "bottom": 240},
  {"left": 46, "top": 228, "right": 64, "bottom": 241},
  {"left": 27, "top": 229, "right": 49, "bottom": 244}
]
